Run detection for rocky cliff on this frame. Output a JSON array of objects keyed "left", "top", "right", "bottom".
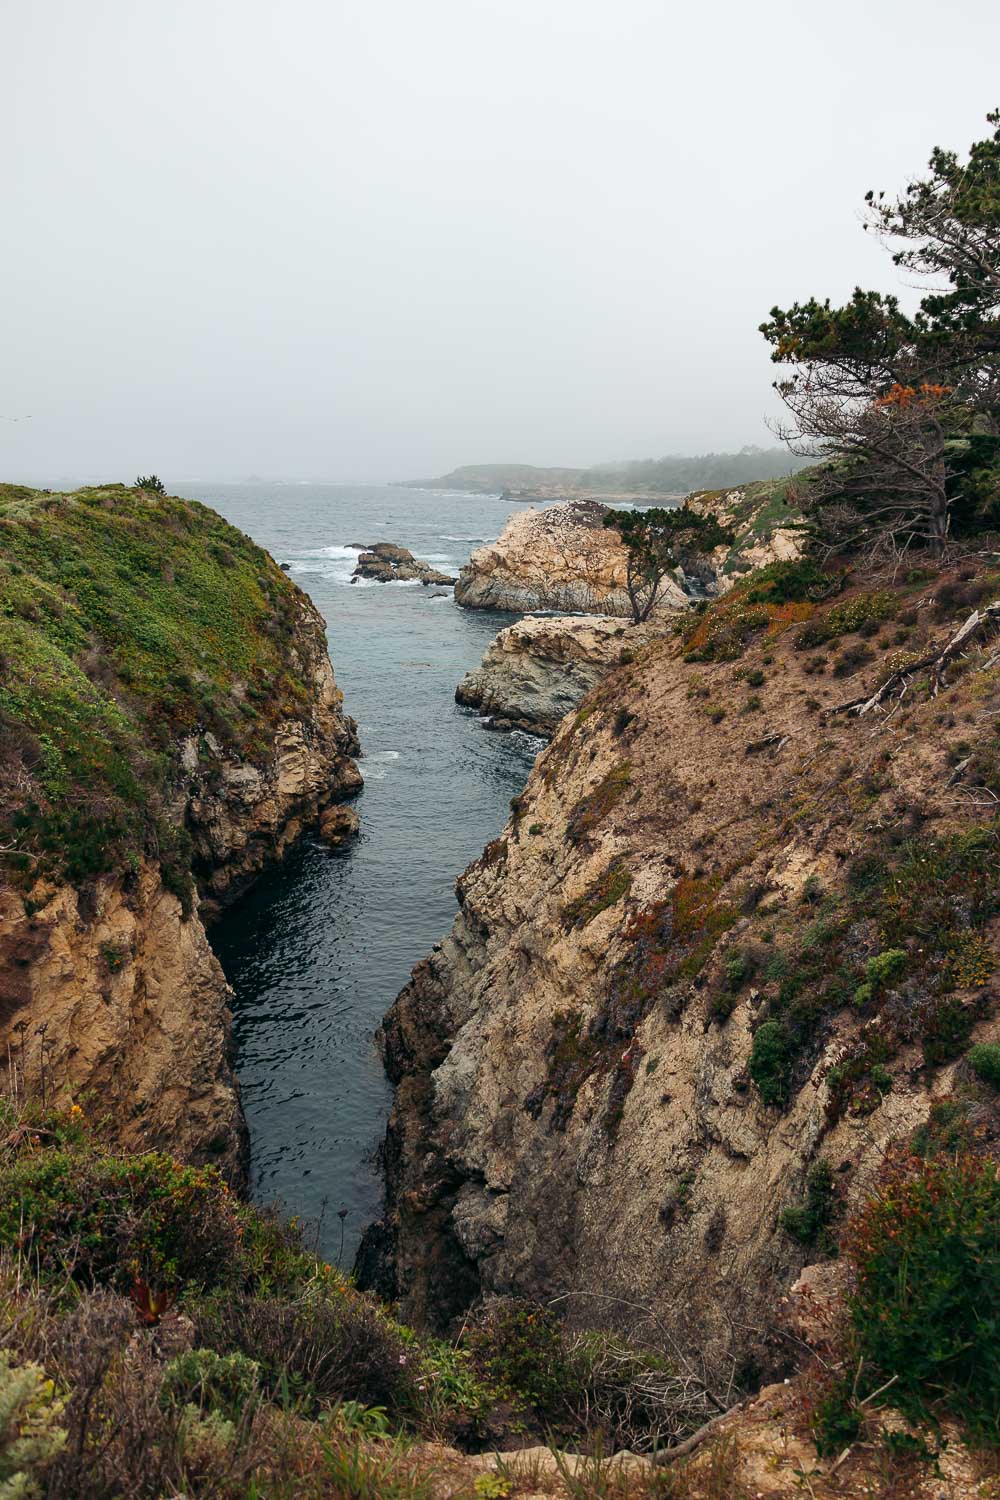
[
  {"left": 0, "top": 482, "right": 361, "bottom": 1176},
  {"left": 361, "top": 555, "right": 1000, "bottom": 1372},
  {"left": 455, "top": 614, "right": 668, "bottom": 737},
  {"left": 455, "top": 480, "right": 806, "bottom": 617},
  {"left": 454, "top": 501, "right": 673, "bottom": 615}
]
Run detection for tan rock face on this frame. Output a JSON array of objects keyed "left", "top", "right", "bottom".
[
  {"left": 1, "top": 590, "right": 361, "bottom": 1177},
  {"left": 361, "top": 565, "right": 1000, "bottom": 1372},
  {"left": 184, "top": 592, "right": 361, "bottom": 916},
  {"left": 454, "top": 502, "right": 688, "bottom": 616},
  {"left": 687, "top": 484, "right": 805, "bottom": 582},
  {"left": 455, "top": 615, "right": 672, "bottom": 737},
  {"left": 0, "top": 865, "right": 245, "bottom": 1177},
  {"left": 454, "top": 486, "right": 806, "bottom": 618}
]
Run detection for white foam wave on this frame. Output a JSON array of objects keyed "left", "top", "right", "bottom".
[
  {"left": 440, "top": 534, "right": 494, "bottom": 542},
  {"left": 350, "top": 576, "right": 423, "bottom": 589},
  {"left": 286, "top": 560, "right": 425, "bottom": 588}
]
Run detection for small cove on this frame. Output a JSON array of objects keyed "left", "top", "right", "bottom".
[{"left": 184, "top": 482, "right": 539, "bottom": 1264}]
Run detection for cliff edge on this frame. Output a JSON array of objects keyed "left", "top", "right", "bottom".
[
  {"left": 0, "top": 481, "right": 361, "bottom": 1177},
  {"left": 361, "top": 555, "right": 1000, "bottom": 1374}
]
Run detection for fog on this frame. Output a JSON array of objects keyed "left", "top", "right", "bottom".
[{"left": 4, "top": 0, "right": 999, "bottom": 485}]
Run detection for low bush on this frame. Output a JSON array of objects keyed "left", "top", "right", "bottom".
[
  {"left": 779, "top": 1160, "right": 838, "bottom": 1251},
  {"left": 969, "top": 1042, "right": 1000, "bottom": 1089},
  {"left": 463, "top": 1300, "right": 573, "bottom": 1430},
  {"left": 749, "top": 1020, "right": 792, "bottom": 1107},
  {"left": 191, "top": 1290, "right": 414, "bottom": 1415},
  {"left": 845, "top": 1151, "right": 1000, "bottom": 1439},
  {"left": 0, "top": 1351, "right": 67, "bottom": 1496},
  {"left": 743, "top": 558, "right": 829, "bottom": 605},
  {"left": 853, "top": 947, "right": 906, "bottom": 1007},
  {"left": 160, "top": 1347, "right": 261, "bottom": 1421},
  {"left": 0, "top": 1148, "right": 240, "bottom": 1291},
  {"left": 795, "top": 591, "right": 897, "bottom": 649}
]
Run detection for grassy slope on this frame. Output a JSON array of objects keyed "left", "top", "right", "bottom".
[{"left": 0, "top": 483, "right": 316, "bottom": 896}]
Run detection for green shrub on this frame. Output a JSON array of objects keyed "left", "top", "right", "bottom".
[
  {"left": 725, "top": 949, "right": 756, "bottom": 990},
  {"left": 780, "top": 1160, "right": 838, "bottom": 1250},
  {"left": 810, "top": 1376, "right": 862, "bottom": 1457},
  {"left": 0, "top": 1352, "right": 67, "bottom": 1497},
  {"left": 0, "top": 1149, "right": 239, "bottom": 1290},
  {"left": 160, "top": 1348, "right": 260, "bottom": 1422},
  {"left": 743, "top": 559, "right": 829, "bottom": 605},
  {"left": 464, "top": 1301, "right": 573, "bottom": 1427},
  {"left": 968, "top": 1043, "right": 1000, "bottom": 1089},
  {"left": 749, "top": 1020, "right": 792, "bottom": 1107},
  {"left": 795, "top": 591, "right": 897, "bottom": 649},
  {"left": 191, "top": 1289, "right": 413, "bottom": 1415},
  {"left": 854, "top": 948, "right": 907, "bottom": 1006},
  {"left": 845, "top": 1152, "right": 1000, "bottom": 1439}
]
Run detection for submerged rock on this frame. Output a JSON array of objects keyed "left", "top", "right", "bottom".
[{"left": 318, "top": 803, "right": 361, "bottom": 846}]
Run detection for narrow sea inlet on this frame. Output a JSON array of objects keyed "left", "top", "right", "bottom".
[{"left": 184, "top": 481, "right": 540, "bottom": 1264}]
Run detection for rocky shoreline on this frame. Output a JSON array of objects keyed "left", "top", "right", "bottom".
[
  {"left": 455, "top": 613, "right": 670, "bottom": 737},
  {"left": 453, "top": 500, "right": 681, "bottom": 615}
]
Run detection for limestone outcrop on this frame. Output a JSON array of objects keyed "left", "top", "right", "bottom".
[
  {"left": 352, "top": 542, "right": 455, "bottom": 586},
  {"left": 454, "top": 482, "right": 807, "bottom": 617},
  {"left": 360, "top": 558, "right": 1000, "bottom": 1370},
  {"left": 455, "top": 615, "right": 669, "bottom": 737},
  {"left": 453, "top": 501, "right": 678, "bottom": 615}
]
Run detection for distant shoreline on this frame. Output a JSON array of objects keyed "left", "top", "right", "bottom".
[{"left": 398, "top": 449, "right": 813, "bottom": 503}]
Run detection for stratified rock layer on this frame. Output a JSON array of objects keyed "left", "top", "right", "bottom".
[{"left": 455, "top": 615, "right": 669, "bottom": 737}]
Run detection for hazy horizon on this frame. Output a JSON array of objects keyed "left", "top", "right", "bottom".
[{"left": 5, "top": 0, "right": 1000, "bottom": 487}]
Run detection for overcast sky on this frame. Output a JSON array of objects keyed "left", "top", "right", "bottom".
[{"left": 4, "top": 0, "right": 999, "bottom": 484}]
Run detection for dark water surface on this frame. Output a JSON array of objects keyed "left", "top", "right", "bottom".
[{"left": 182, "top": 482, "right": 538, "bottom": 1262}]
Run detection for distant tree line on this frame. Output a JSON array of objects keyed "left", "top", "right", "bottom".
[{"left": 582, "top": 446, "right": 810, "bottom": 494}]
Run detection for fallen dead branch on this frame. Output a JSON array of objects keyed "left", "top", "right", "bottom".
[
  {"left": 830, "top": 599, "right": 1000, "bottom": 717},
  {"left": 650, "top": 1404, "right": 741, "bottom": 1465}
]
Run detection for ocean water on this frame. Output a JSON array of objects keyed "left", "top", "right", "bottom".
[{"left": 181, "top": 482, "right": 540, "bottom": 1264}]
